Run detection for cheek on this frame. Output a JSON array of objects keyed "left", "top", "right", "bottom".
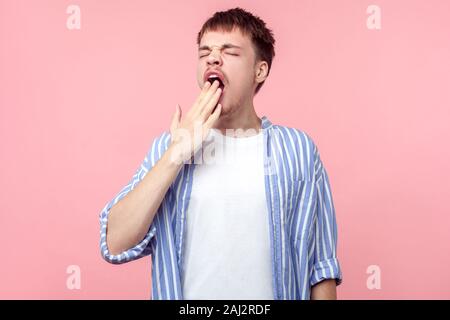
[
  {"left": 196, "top": 71, "right": 203, "bottom": 88},
  {"left": 196, "top": 64, "right": 205, "bottom": 84},
  {"left": 231, "top": 70, "right": 255, "bottom": 91},
  {"left": 233, "top": 62, "right": 255, "bottom": 83}
]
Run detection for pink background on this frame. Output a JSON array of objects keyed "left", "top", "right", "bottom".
[{"left": 1, "top": 0, "right": 450, "bottom": 299}]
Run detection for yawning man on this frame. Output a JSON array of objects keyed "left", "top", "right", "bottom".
[{"left": 100, "top": 7, "right": 343, "bottom": 300}]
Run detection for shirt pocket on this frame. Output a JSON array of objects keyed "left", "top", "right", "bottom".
[{"left": 285, "top": 178, "right": 317, "bottom": 247}]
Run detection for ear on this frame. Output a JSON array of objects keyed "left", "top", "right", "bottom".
[{"left": 255, "top": 60, "right": 269, "bottom": 84}]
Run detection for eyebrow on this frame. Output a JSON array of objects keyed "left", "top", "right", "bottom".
[{"left": 198, "top": 43, "right": 242, "bottom": 51}]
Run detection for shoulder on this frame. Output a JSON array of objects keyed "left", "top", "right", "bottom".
[
  {"left": 271, "top": 124, "right": 319, "bottom": 158},
  {"left": 271, "top": 124, "right": 322, "bottom": 181}
]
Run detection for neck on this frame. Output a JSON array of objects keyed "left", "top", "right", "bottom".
[{"left": 212, "top": 100, "right": 261, "bottom": 136}]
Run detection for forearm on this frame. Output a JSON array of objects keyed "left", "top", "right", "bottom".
[
  {"left": 310, "top": 279, "right": 337, "bottom": 300},
  {"left": 106, "top": 143, "right": 183, "bottom": 255}
]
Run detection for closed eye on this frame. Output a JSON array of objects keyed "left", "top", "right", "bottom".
[{"left": 199, "top": 51, "right": 239, "bottom": 58}]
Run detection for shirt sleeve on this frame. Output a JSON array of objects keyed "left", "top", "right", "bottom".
[
  {"left": 309, "top": 144, "right": 343, "bottom": 287},
  {"left": 99, "top": 131, "right": 170, "bottom": 264}
]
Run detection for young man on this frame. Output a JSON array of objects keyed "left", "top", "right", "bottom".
[{"left": 100, "top": 7, "right": 342, "bottom": 300}]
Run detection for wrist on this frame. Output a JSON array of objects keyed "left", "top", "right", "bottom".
[{"left": 166, "top": 142, "right": 190, "bottom": 169}]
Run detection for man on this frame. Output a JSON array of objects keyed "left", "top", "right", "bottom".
[{"left": 100, "top": 7, "right": 342, "bottom": 300}]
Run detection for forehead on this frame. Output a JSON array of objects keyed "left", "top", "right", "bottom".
[{"left": 199, "top": 28, "right": 251, "bottom": 48}]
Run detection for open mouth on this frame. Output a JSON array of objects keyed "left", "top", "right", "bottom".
[{"left": 207, "top": 75, "right": 225, "bottom": 91}]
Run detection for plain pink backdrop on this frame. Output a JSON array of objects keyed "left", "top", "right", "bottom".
[{"left": 1, "top": 0, "right": 450, "bottom": 299}]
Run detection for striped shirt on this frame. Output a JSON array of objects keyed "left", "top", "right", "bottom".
[{"left": 99, "top": 116, "right": 343, "bottom": 299}]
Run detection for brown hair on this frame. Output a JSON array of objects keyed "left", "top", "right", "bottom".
[{"left": 197, "top": 7, "right": 276, "bottom": 94}]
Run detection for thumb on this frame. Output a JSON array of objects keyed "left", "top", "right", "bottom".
[
  {"left": 204, "top": 103, "right": 222, "bottom": 130},
  {"left": 170, "top": 104, "right": 181, "bottom": 133}
]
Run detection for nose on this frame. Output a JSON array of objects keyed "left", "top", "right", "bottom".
[{"left": 206, "top": 47, "right": 223, "bottom": 66}]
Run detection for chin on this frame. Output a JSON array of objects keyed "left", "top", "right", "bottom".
[{"left": 219, "top": 104, "right": 236, "bottom": 118}]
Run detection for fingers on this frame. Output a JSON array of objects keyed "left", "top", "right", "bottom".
[
  {"left": 200, "top": 87, "right": 222, "bottom": 119},
  {"left": 193, "top": 80, "right": 221, "bottom": 116},
  {"left": 192, "top": 81, "right": 212, "bottom": 110},
  {"left": 199, "top": 80, "right": 212, "bottom": 99},
  {"left": 199, "top": 80, "right": 220, "bottom": 105},
  {"left": 204, "top": 103, "right": 222, "bottom": 131}
]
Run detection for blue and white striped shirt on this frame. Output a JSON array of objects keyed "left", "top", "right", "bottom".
[{"left": 99, "top": 116, "right": 342, "bottom": 300}]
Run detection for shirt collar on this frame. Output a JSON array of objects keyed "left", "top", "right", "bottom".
[{"left": 261, "top": 115, "right": 273, "bottom": 130}]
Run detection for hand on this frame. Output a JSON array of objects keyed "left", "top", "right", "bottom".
[{"left": 169, "top": 80, "right": 223, "bottom": 164}]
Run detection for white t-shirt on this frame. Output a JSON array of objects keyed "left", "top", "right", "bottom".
[{"left": 181, "top": 127, "right": 274, "bottom": 300}]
